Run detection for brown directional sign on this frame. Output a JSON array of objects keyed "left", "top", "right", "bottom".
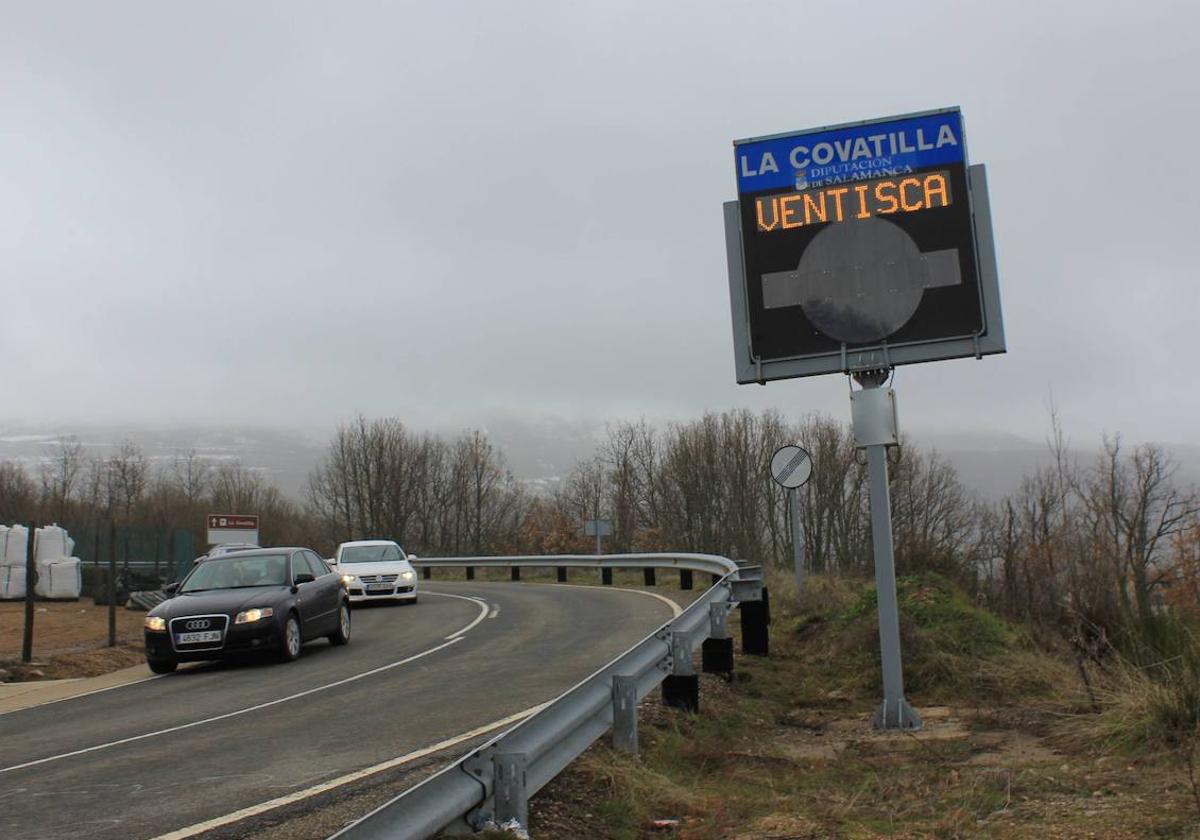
[{"left": 207, "top": 514, "right": 259, "bottom": 530}]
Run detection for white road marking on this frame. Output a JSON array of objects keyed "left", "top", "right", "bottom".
[
  {"left": 426, "top": 590, "right": 490, "bottom": 640},
  {"left": 146, "top": 702, "right": 550, "bottom": 840},
  {"left": 548, "top": 582, "right": 684, "bottom": 618},
  {"left": 488, "top": 604, "right": 500, "bottom": 619},
  {"left": 0, "top": 638, "right": 463, "bottom": 776}
]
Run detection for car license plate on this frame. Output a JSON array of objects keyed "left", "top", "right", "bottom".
[
  {"left": 176, "top": 630, "right": 222, "bottom": 644},
  {"left": 366, "top": 584, "right": 393, "bottom": 592}
]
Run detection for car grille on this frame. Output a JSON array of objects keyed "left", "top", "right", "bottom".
[
  {"left": 169, "top": 614, "right": 230, "bottom": 652},
  {"left": 358, "top": 574, "right": 399, "bottom": 584}
]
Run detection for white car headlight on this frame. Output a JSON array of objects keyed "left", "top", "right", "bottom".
[
  {"left": 144, "top": 616, "right": 167, "bottom": 631},
  {"left": 400, "top": 570, "right": 415, "bottom": 581},
  {"left": 235, "top": 607, "right": 274, "bottom": 624},
  {"left": 342, "top": 574, "right": 356, "bottom": 585}
]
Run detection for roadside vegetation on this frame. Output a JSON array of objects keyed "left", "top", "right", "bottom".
[{"left": 523, "top": 571, "right": 1200, "bottom": 839}]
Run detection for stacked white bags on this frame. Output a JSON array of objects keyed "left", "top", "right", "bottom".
[
  {"left": 0, "top": 525, "right": 29, "bottom": 599},
  {"left": 35, "top": 558, "right": 82, "bottom": 599},
  {"left": 1, "top": 524, "right": 28, "bottom": 566},
  {"left": 34, "top": 525, "right": 75, "bottom": 562},
  {"left": 0, "top": 565, "right": 26, "bottom": 599},
  {"left": 33, "top": 525, "right": 81, "bottom": 600}
]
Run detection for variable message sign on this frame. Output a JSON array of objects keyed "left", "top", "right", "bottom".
[{"left": 725, "top": 107, "right": 1004, "bottom": 382}]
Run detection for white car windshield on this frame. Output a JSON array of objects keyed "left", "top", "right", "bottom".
[
  {"left": 182, "top": 554, "right": 289, "bottom": 592},
  {"left": 340, "top": 545, "right": 402, "bottom": 564}
]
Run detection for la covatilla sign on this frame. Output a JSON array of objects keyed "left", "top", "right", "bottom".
[{"left": 724, "top": 107, "right": 1005, "bottom": 383}]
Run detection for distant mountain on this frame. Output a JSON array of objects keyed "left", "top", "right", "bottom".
[
  {"left": 2, "top": 420, "right": 1196, "bottom": 506},
  {"left": 0, "top": 424, "right": 327, "bottom": 499}
]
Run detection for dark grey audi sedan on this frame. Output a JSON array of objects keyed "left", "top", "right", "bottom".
[{"left": 143, "top": 548, "right": 350, "bottom": 673}]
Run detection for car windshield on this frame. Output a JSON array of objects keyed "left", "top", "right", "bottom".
[
  {"left": 181, "top": 554, "right": 288, "bottom": 592},
  {"left": 339, "top": 545, "right": 401, "bottom": 564}
]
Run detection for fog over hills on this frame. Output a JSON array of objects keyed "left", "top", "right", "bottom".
[{"left": 2, "top": 419, "right": 1196, "bottom": 506}]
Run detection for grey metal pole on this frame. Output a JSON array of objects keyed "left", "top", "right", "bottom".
[
  {"left": 855, "top": 373, "right": 921, "bottom": 731},
  {"left": 790, "top": 488, "right": 804, "bottom": 598}
]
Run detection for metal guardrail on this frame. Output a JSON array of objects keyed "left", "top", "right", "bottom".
[
  {"left": 409, "top": 552, "right": 740, "bottom": 577},
  {"left": 330, "top": 553, "right": 762, "bottom": 840}
]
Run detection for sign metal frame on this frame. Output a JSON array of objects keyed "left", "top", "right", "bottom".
[{"left": 726, "top": 114, "right": 1005, "bottom": 383}]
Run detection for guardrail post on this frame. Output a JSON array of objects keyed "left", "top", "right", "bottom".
[
  {"left": 511, "top": 567, "right": 520, "bottom": 582},
  {"left": 679, "top": 569, "right": 693, "bottom": 590},
  {"left": 643, "top": 568, "right": 656, "bottom": 586},
  {"left": 601, "top": 568, "right": 613, "bottom": 586},
  {"left": 466, "top": 566, "right": 475, "bottom": 580},
  {"left": 494, "top": 752, "right": 529, "bottom": 829},
  {"left": 702, "top": 603, "right": 734, "bottom": 676},
  {"left": 740, "top": 585, "right": 770, "bottom": 656},
  {"left": 422, "top": 566, "right": 432, "bottom": 580},
  {"left": 612, "top": 675, "right": 638, "bottom": 755},
  {"left": 663, "top": 632, "right": 699, "bottom": 712},
  {"left": 557, "top": 566, "right": 567, "bottom": 583}
]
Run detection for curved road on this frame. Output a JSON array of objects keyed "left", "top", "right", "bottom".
[{"left": 0, "top": 581, "right": 676, "bottom": 840}]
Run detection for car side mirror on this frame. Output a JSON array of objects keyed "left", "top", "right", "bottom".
[
  {"left": 407, "top": 554, "right": 418, "bottom": 561},
  {"left": 294, "top": 573, "right": 316, "bottom": 586},
  {"left": 164, "top": 582, "right": 180, "bottom": 596}
]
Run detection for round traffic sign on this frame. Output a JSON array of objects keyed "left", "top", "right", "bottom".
[{"left": 770, "top": 445, "right": 813, "bottom": 489}]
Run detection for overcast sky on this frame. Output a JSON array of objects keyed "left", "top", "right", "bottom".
[{"left": 3, "top": 1, "right": 1197, "bottom": 448}]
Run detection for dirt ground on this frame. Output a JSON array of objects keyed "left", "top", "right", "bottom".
[
  {"left": 0, "top": 598, "right": 146, "bottom": 680},
  {"left": 527, "top": 678, "right": 1200, "bottom": 840}
]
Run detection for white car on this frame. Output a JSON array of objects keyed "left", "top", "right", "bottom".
[{"left": 332, "top": 540, "right": 419, "bottom": 604}]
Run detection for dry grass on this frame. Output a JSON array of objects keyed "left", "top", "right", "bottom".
[{"left": 523, "top": 571, "right": 1200, "bottom": 839}]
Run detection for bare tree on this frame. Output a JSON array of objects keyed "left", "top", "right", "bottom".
[
  {"left": 0, "top": 461, "right": 37, "bottom": 523},
  {"left": 40, "top": 435, "right": 84, "bottom": 522},
  {"left": 172, "top": 449, "right": 212, "bottom": 507},
  {"left": 106, "top": 441, "right": 148, "bottom": 527}
]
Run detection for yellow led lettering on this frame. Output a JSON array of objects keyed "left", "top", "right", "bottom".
[
  {"left": 874, "top": 181, "right": 899, "bottom": 214},
  {"left": 826, "top": 187, "right": 848, "bottom": 222},
  {"left": 899, "top": 177, "right": 923, "bottom": 212},
  {"left": 753, "top": 170, "right": 953, "bottom": 234},
  {"left": 756, "top": 196, "right": 780, "bottom": 232},
  {"left": 802, "top": 192, "right": 827, "bottom": 225},
  {"left": 779, "top": 194, "right": 803, "bottom": 229},
  {"left": 924, "top": 173, "right": 950, "bottom": 208},
  {"left": 854, "top": 184, "right": 870, "bottom": 219}
]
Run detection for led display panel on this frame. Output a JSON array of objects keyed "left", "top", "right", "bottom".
[{"left": 726, "top": 108, "right": 1004, "bottom": 382}]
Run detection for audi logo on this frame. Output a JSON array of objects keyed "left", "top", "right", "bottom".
[{"left": 184, "top": 619, "right": 211, "bottom": 631}]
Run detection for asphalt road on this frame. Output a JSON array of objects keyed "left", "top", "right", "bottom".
[{"left": 0, "top": 581, "right": 676, "bottom": 840}]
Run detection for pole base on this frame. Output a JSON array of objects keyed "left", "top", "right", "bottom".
[
  {"left": 871, "top": 698, "right": 923, "bottom": 731},
  {"left": 701, "top": 637, "right": 734, "bottom": 675},
  {"left": 662, "top": 674, "right": 699, "bottom": 713}
]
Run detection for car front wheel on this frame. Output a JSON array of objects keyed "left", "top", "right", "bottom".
[
  {"left": 147, "top": 657, "right": 177, "bottom": 674},
  {"left": 279, "top": 614, "right": 303, "bottom": 662},
  {"left": 328, "top": 602, "right": 351, "bottom": 646}
]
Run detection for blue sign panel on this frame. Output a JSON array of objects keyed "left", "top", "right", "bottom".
[{"left": 734, "top": 109, "right": 965, "bottom": 195}]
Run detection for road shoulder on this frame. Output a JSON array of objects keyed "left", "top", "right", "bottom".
[{"left": 0, "top": 661, "right": 152, "bottom": 714}]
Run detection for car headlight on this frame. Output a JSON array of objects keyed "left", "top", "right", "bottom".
[
  {"left": 144, "top": 616, "right": 167, "bottom": 632},
  {"left": 400, "top": 570, "right": 415, "bottom": 581},
  {"left": 235, "top": 607, "right": 274, "bottom": 624},
  {"left": 341, "top": 574, "right": 356, "bottom": 585}
]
